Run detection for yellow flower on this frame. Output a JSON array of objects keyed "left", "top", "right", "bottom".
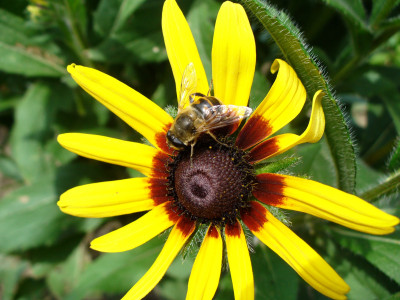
[{"left": 58, "top": 1, "right": 399, "bottom": 299}]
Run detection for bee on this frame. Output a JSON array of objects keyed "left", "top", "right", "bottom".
[{"left": 166, "top": 63, "right": 252, "bottom": 155}]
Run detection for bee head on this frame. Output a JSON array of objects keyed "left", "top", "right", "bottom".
[{"left": 166, "top": 130, "right": 186, "bottom": 150}]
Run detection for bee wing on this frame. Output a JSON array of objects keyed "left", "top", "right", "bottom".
[
  {"left": 197, "top": 105, "right": 252, "bottom": 133},
  {"left": 178, "top": 63, "right": 197, "bottom": 112}
]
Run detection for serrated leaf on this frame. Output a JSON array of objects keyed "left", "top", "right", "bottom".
[
  {"left": 63, "top": 238, "right": 164, "bottom": 299},
  {"left": 252, "top": 244, "right": 299, "bottom": 300},
  {"left": 242, "top": 0, "right": 357, "bottom": 193},
  {"left": 332, "top": 228, "right": 400, "bottom": 285}
]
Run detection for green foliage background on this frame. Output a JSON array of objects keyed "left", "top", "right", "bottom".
[{"left": 0, "top": 0, "right": 399, "bottom": 299}]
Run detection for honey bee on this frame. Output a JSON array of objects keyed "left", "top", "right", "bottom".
[{"left": 166, "top": 63, "right": 252, "bottom": 155}]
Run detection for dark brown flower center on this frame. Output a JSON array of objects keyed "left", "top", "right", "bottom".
[{"left": 168, "top": 142, "right": 255, "bottom": 225}]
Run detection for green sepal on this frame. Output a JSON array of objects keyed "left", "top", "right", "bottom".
[{"left": 255, "top": 156, "right": 300, "bottom": 175}]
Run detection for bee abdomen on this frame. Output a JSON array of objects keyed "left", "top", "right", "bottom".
[{"left": 193, "top": 96, "right": 222, "bottom": 116}]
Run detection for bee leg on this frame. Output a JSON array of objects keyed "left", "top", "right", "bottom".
[
  {"left": 208, "top": 131, "right": 229, "bottom": 147},
  {"left": 190, "top": 141, "right": 196, "bottom": 167}
]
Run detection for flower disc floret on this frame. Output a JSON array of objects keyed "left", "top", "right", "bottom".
[{"left": 167, "top": 141, "right": 255, "bottom": 225}]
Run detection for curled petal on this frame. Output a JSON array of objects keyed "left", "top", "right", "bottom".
[
  {"left": 254, "top": 174, "right": 400, "bottom": 235},
  {"left": 187, "top": 225, "right": 223, "bottom": 300},
  {"left": 57, "top": 133, "right": 170, "bottom": 178},
  {"left": 90, "top": 202, "right": 179, "bottom": 253},
  {"left": 67, "top": 64, "right": 173, "bottom": 153},
  {"left": 242, "top": 201, "right": 350, "bottom": 300},
  {"left": 248, "top": 90, "right": 325, "bottom": 163},
  {"left": 122, "top": 217, "right": 196, "bottom": 300},
  {"left": 162, "top": 0, "right": 208, "bottom": 104},
  {"left": 225, "top": 220, "right": 254, "bottom": 300},
  {"left": 212, "top": 1, "right": 256, "bottom": 107},
  {"left": 236, "top": 59, "right": 306, "bottom": 149}
]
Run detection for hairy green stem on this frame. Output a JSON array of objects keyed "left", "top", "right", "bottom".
[
  {"left": 242, "top": 0, "right": 357, "bottom": 193},
  {"left": 361, "top": 171, "right": 400, "bottom": 202}
]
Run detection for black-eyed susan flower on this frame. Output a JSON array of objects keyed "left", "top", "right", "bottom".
[{"left": 57, "top": 0, "right": 399, "bottom": 299}]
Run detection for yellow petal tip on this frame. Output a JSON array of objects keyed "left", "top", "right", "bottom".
[{"left": 67, "top": 63, "right": 77, "bottom": 74}]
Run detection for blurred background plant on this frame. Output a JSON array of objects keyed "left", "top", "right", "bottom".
[{"left": 0, "top": 0, "right": 399, "bottom": 299}]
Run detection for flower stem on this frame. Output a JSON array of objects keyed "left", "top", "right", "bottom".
[{"left": 361, "top": 171, "right": 400, "bottom": 202}]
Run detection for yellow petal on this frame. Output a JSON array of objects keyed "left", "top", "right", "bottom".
[
  {"left": 90, "top": 202, "right": 178, "bottom": 253},
  {"left": 236, "top": 59, "right": 306, "bottom": 149},
  {"left": 242, "top": 201, "right": 350, "bottom": 300},
  {"left": 67, "top": 64, "right": 173, "bottom": 153},
  {"left": 57, "top": 133, "right": 170, "bottom": 178},
  {"left": 212, "top": 1, "right": 255, "bottom": 106},
  {"left": 248, "top": 90, "right": 325, "bottom": 163},
  {"left": 162, "top": 0, "right": 208, "bottom": 104},
  {"left": 225, "top": 220, "right": 254, "bottom": 300},
  {"left": 122, "top": 217, "right": 196, "bottom": 300},
  {"left": 187, "top": 225, "right": 222, "bottom": 300},
  {"left": 58, "top": 178, "right": 157, "bottom": 218},
  {"left": 254, "top": 174, "right": 400, "bottom": 235}
]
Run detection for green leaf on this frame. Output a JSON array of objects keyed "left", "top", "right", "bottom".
[
  {"left": 0, "top": 96, "right": 19, "bottom": 113},
  {"left": 0, "top": 9, "right": 66, "bottom": 77},
  {"left": 242, "top": 0, "right": 357, "bottom": 193},
  {"left": 355, "top": 159, "right": 383, "bottom": 192},
  {"left": 0, "top": 41, "right": 66, "bottom": 77},
  {"left": 319, "top": 0, "right": 369, "bottom": 31},
  {"left": 0, "top": 8, "right": 32, "bottom": 45},
  {"left": 93, "top": 0, "right": 147, "bottom": 37},
  {"left": 89, "top": 1, "right": 166, "bottom": 63},
  {"left": 388, "top": 139, "right": 400, "bottom": 170},
  {"left": 0, "top": 254, "right": 28, "bottom": 300},
  {"left": 187, "top": 0, "right": 219, "bottom": 79},
  {"left": 252, "top": 244, "right": 299, "bottom": 300},
  {"left": 10, "top": 83, "right": 55, "bottom": 183},
  {"left": 290, "top": 140, "right": 337, "bottom": 186},
  {"left": 370, "top": 0, "right": 399, "bottom": 29},
  {"left": 63, "top": 238, "right": 164, "bottom": 299},
  {"left": 47, "top": 243, "right": 91, "bottom": 299},
  {"left": 332, "top": 228, "right": 400, "bottom": 285},
  {"left": 0, "top": 155, "right": 23, "bottom": 182},
  {"left": 0, "top": 177, "right": 63, "bottom": 253}
]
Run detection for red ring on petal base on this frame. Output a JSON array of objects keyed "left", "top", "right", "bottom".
[
  {"left": 253, "top": 173, "right": 286, "bottom": 206},
  {"left": 235, "top": 115, "right": 272, "bottom": 150}
]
